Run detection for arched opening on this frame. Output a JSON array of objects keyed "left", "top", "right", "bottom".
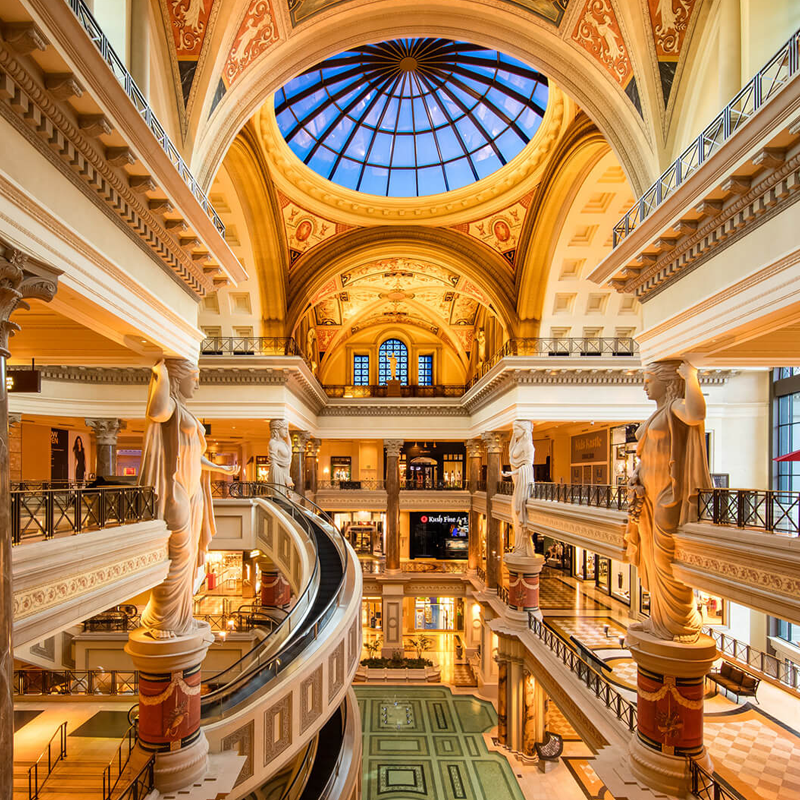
[{"left": 379, "top": 338, "right": 409, "bottom": 384}]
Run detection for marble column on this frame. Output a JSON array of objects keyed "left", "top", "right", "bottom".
[
  {"left": 504, "top": 553, "right": 545, "bottom": 625},
  {"left": 126, "top": 628, "right": 213, "bottom": 792},
  {"left": 497, "top": 659, "right": 508, "bottom": 745},
  {"left": 380, "top": 582, "right": 404, "bottom": 657},
  {"left": 522, "top": 671, "right": 546, "bottom": 758},
  {"left": 85, "top": 418, "right": 127, "bottom": 478},
  {"left": 0, "top": 247, "right": 58, "bottom": 800},
  {"left": 8, "top": 413, "right": 21, "bottom": 484},
  {"left": 305, "top": 438, "right": 320, "bottom": 496},
  {"left": 627, "top": 629, "right": 717, "bottom": 796},
  {"left": 290, "top": 431, "right": 311, "bottom": 497},
  {"left": 384, "top": 439, "right": 403, "bottom": 573},
  {"left": 482, "top": 431, "right": 504, "bottom": 590},
  {"left": 506, "top": 657, "right": 525, "bottom": 753},
  {"left": 467, "top": 438, "right": 483, "bottom": 573}
]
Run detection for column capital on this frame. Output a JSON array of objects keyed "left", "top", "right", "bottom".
[
  {"left": 8, "top": 412, "right": 21, "bottom": 428},
  {"left": 384, "top": 439, "right": 404, "bottom": 458},
  {"left": 481, "top": 430, "right": 506, "bottom": 455},
  {"left": 466, "top": 438, "right": 484, "bottom": 459},
  {"left": 305, "top": 437, "right": 321, "bottom": 456},
  {"left": 291, "top": 430, "right": 311, "bottom": 453},
  {"left": 85, "top": 417, "right": 127, "bottom": 445}
]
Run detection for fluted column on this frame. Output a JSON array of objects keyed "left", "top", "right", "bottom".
[
  {"left": 384, "top": 439, "right": 404, "bottom": 573},
  {"left": 482, "top": 431, "right": 505, "bottom": 590},
  {"left": 85, "top": 418, "right": 127, "bottom": 478},
  {"left": 305, "top": 438, "right": 321, "bottom": 496},
  {"left": 467, "top": 438, "right": 483, "bottom": 573},
  {"left": 0, "top": 246, "right": 58, "bottom": 800},
  {"left": 290, "top": 431, "right": 311, "bottom": 497}
]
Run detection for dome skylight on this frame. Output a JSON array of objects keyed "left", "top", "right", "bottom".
[{"left": 274, "top": 38, "right": 549, "bottom": 198}]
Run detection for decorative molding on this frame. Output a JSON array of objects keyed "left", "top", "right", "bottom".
[
  {"left": 13, "top": 545, "right": 167, "bottom": 620},
  {"left": 328, "top": 640, "right": 344, "bottom": 704},
  {"left": 263, "top": 694, "right": 292, "bottom": 764},
  {"left": 384, "top": 439, "right": 404, "bottom": 458},
  {"left": 300, "top": 666, "right": 323, "bottom": 734},
  {"left": 85, "top": 417, "right": 127, "bottom": 445},
  {"left": 221, "top": 720, "right": 254, "bottom": 787},
  {"left": 0, "top": 41, "right": 215, "bottom": 296},
  {"left": 320, "top": 404, "right": 469, "bottom": 417}
]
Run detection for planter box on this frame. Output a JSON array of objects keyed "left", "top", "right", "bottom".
[{"left": 355, "top": 666, "right": 441, "bottom": 683}]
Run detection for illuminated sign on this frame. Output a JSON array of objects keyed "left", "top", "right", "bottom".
[{"left": 6, "top": 370, "right": 41, "bottom": 393}]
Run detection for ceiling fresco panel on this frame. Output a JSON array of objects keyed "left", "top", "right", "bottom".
[
  {"left": 224, "top": 0, "right": 281, "bottom": 86},
  {"left": 647, "top": 0, "right": 700, "bottom": 106}
]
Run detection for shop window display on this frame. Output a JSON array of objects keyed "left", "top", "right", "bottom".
[{"left": 414, "top": 597, "right": 464, "bottom": 631}]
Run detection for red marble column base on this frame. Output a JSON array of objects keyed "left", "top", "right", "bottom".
[
  {"left": 503, "top": 553, "right": 545, "bottom": 622},
  {"left": 126, "top": 626, "right": 213, "bottom": 793},
  {"left": 626, "top": 627, "right": 717, "bottom": 797}
]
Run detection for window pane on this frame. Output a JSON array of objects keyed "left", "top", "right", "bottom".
[
  {"left": 418, "top": 354, "right": 433, "bottom": 386},
  {"left": 353, "top": 354, "right": 369, "bottom": 385},
  {"left": 378, "top": 339, "right": 408, "bottom": 385}
]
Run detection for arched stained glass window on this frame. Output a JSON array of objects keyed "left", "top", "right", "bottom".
[
  {"left": 379, "top": 339, "right": 408, "bottom": 385},
  {"left": 274, "top": 38, "right": 549, "bottom": 197}
]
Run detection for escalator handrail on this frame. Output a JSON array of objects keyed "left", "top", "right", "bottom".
[
  {"left": 201, "top": 491, "right": 321, "bottom": 688},
  {"left": 201, "top": 488, "right": 350, "bottom": 717}
]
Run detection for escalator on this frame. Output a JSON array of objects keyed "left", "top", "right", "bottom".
[{"left": 200, "top": 487, "right": 347, "bottom": 721}]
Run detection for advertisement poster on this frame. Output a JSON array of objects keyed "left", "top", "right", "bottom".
[{"left": 50, "top": 428, "right": 69, "bottom": 481}]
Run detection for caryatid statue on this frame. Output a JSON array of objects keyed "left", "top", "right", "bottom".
[
  {"left": 140, "top": 359, "right": 238, "bottom": 639},
  {"left": 504, "top": 420, "right": 536, "bottom": 558},
  {"left": 626, "top": 361, "right": 711, "bottom": 642},
  {"left": 268, "top": 419, "right": 293, "bottom": 488}
]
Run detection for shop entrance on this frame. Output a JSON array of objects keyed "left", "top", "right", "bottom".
[{"left": 414, "top": 597, "right": 464, "bottom": 631}]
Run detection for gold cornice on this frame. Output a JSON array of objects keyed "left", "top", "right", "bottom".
[{"left": 254, "top": 84, "right": 569, "bottom": 227}]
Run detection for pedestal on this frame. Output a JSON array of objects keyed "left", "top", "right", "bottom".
[
  {"left": 386, "top": 379, "right": 402, "bottom": 397},
  {"left": 626, "top": 628, "right": 717, "bottom": 797},
  {"left": 126, "top": 626, "right": 214, "bottom": 793},
  {"left": 503, "top": 552, "right": 545, "bottom": 623}
]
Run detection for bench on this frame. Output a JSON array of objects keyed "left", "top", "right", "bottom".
[{"left": 708, "top": 661, "right": 760, "bottom": 702}]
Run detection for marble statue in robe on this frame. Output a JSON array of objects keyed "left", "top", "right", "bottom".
[
  {"left": 503, "top": 420, "right": 536, "bottom": 558},
  {"left": 140, "top": 359, "right": 238, "bottom": 638},
  {"left": 268, "top": 419, "right": 293, "bottom": 488},
  {"left": 626, "top": 360, "right": 711, "bottom": 642},
  {"left": 389, "top": 353, "right": 398, "bottom": 381}
]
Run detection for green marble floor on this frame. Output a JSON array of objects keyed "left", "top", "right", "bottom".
[{"left": 355, "top": 686, "right": 525, "bottom": 800}]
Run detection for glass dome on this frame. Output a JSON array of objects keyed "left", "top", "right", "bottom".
[{"left": 274, "top": 38, "right": 549, "bottom": 198}]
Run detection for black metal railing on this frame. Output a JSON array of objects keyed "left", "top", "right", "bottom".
[
  {"left": 200, "top": 336, "right": 304, "bottom": 357},
  {"left": 466, "top": 337, "right": 639, "bottom": 389},
  {"left": 28, "top": 721, "right": 67, "bottom": 800},
  {"left": 324, "top": 384, "right": 466, "bottom": 398},
  {"left": 65, "top": 0, "right": 224, "bottom": 235},
  {"left": 103, "top": 724, "right": 136, "bottom": 800},
  {"left": 116, "top": 756, "right": 155, "bottom": 800},
  {"left": 476, "top": 480, "right": 487, "bottom": 492},
  {"left": 401, "top": 480, "right": 466, "bottom": 491},
  {"left": 497, "top": 480, "right": 514, "bottom": 496},
  {"left": 613, "top": 27, "right": 800, "bottom": 247},
  {"left": 11, "top": 485, "right": 156, "bottom": 545},
  {"left": 476, "top": 565, "right": 486, "bottom": 583},
  {"left": 81, "top": 606, "right": 277, "bottom": 634},
  {"left": 704, "top": 626, "right": 800, "bottom": 691},
  {"left": 530, "top": 482, "right": 629, "bottom": 510},
  {"left": 498, "top": 584, "right": 510, "bottom": 605},
  {"left": 317, "top": 479, "right": 385, "bottom": 491},
  {"left": 528, "top": 614, "right": 637, "bottom": 732},
  {"left": 697, "top": 488, "right": 800, "bottom": 534},
  {"left": 15, "top": 669, "right": 139, "bottom": 697},
  {"left": 688, "top": 758, "right": 740, "bottom": 800}
]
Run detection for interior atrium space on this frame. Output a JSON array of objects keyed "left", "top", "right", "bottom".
[{"left": 2, "top": 1, "right": 800, "bottom": 799}]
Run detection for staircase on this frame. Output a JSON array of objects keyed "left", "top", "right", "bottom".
[{"left": 13, "top": 758, "right": 107, "bottom": 799}]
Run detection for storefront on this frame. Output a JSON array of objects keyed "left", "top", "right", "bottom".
[
  {"left": 573, "top": 547, "right": 596, "bottom": 581},
  {"left": 399, "top": 441, "right": 466, "bottom": 489},
  {"left": 334, "top": 512, "right": 385, "bottom": 555},
  {"left": 204, "top": 551, "right": 244, "bottom": 594},
  {"left": 331, "top": 456, "right": 352, "bottom": 482},
  {"left": 362, "top": 598, "right": 382, "bottom": 630},
  {"left": 610, "top": 424, "right": 639, "bottom": 486},
  {"left": 542, "top": 536, "right": 572, "bottom": 573},
  {"left": 638, "top": 588, "right": 724, "bottom": 626},
  {"left": 595, "top": 556, "right": 631, "bottom": 605},
  {"left": 413, "top": 597, "right": 464, "bottom": 631},
  {"left": 255, "top": 455, "right": 269, "bottom": 482},
  {"left": 570, "top": 428, "right": 609, "bottom": 485},
  {"left": 409, "top": 512, "right": 468, "bottom": 559}
]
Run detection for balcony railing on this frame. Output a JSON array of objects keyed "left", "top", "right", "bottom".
[
  {"left": 528, "top": 614, "right": 637, "bottom": 732},
  {"left": 317, "top": 479, "right": 385, "bottom": 491},
  {"left": 697, "top": 488, "right": 800, "bottom": 534},
  {"left": 65, "top": 0, "right": 225, "bottom": 236},
  {"left": 497, "top": 480, "right": 514, "bottom": 496},
  {"left": 530, "top": 482, "right": 629, "bottom": 511},
  {"left": 476, "top": 480, "right": 487, "bottom": 492},
  {"left": 81, "top": 605, "right": 277, "bottom": 634},
  {"left": 11, "top": 486, "right": 156, "bottom": 545},
  {"left": 613, "top": 27, "right": 800, "bottom": 247},
  {"left": 324, "top": 384, "right": 466, "bottom": 398},
  {"left": 359, "top": 559, "right": 468, "bottom": 575},
  {"left": 688, "top": 758, "right": 740, "bottom": 800},
  {"left": 200, "top": 336, "right": 304, "bottom": 357},
  {"left": 704, "top": 625, "right": 800, "bottom": 691},
  {"left": 466, "top": 337, "right": 639, "bottom": 389},
  {"left": 401, "top": 480, "right": 466, "bottom": 491}
]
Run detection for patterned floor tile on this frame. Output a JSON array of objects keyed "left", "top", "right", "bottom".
[{"left": 547, "top": 617, "right": 628, "bottom": 650}]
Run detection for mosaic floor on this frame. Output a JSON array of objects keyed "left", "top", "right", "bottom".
[
  {"left": 546, "top": 617, "right": 628, "bottom": 650},
  {"left": 356, "top": 686, "right": 525, "bottom": 800},
  {"left": 603, "top": 657, "right": 639, "bottom": 691},
  {"left": 545, "top": 701, "right": 581, "bottom": 741},
  {"left": 539, "top": 573, "right": 610, "bottom": 611},
  {"left": 562, "top": 758, "right": 616, "bottom": 800}
]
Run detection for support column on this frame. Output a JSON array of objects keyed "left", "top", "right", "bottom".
[
  {"left": 305, "top": 438, "right": 320, "bottom": 497},
  {"left": 384, "top": 439, "right": 403, "bottom": 573},
  {"left": 258, "top": 557, "right": 290, "bottom": 608},
  {"left": 497, "top": 659, "right": 508, "bottom": 745},
  {"left": 290, "top": 431, "right": 311, "bottom": 497},
  {"left": 506, "top": 657, "right": 525, "bottom": 753},
  {"left": 8, "top": 413, "right": 21, "bottom": 484},
  {"left": 504, "top": 552, "right": 545, "bottom": 625},
  {"left": 627, "top": 629, "right": 717, "bottom": 796},
  {"left": 0, "top": 247, "right": 58, "bottom": 800},
  {"left": 126, "top": 628, "right": 214, "bottom": 792},
  {"left": 380, "top": 582, "right": 404, "bottom": 657},
  {"left": 467, "top": 438, "right": 483, "bottom": 573},
  {"left": 522, "top": 671, "right": 546, "bottom": 758},
  {"left": 482, "top": 431, "right": 504, "bottom": 590},
  {"left": 85, "top": 418, "right": 127, "bottom": 478}
]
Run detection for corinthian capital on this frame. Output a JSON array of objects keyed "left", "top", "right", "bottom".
[
  {"left": 85, "top": 418, "right": 127, "bottom": 445},
  {"left": 481, "top": 430, "right": 505, "bottom": 455},
  {"left": 384, "top": 439, "right": 404, "bottom": 458},
  {"left": 466, "top": 438, "right": 484, "bottom": 459},
  {"left": 291, "top": 430, "right": 311, "bottom": 453}
]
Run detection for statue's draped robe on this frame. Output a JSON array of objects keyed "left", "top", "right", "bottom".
[
  {"left": 141, "top": 400, "right": 215, "bottom": 636},
  {"left": 508, "top": 433, "right": 535, "bottom": 555},
  {"left": 634, "top": 399, "right": 710, "bottom": 639},
  {"left": 268, "top": 438, "right": 292, "bottom": 487}
]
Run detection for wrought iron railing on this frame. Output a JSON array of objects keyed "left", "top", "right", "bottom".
[
  {"left": 476, "top": 565, "right": 486, "bottom": 583},
  {"left": 15, "top": 669, "right": 139, "bottom": 697},
  {"left": 359, "top": 559, "right": 469, "bottom": 575},
  {"left": 497, "top": 480, "right": 514, "bottom": 496},
  {"left": 613, "top": 27, "right": 800, "bottom": 247},
  {"left": 11, "top": 485, "right": 156, "bottom": 545},
  {"left": 324, "top": 384, "right": 466, "bottom": 398},
  {"left": 317, "top": 479, "right": 385, "bottom": 491},
  {"left": 103, "top": 724, "right": 137, "bottom": 800},
  {"left": 697, "top": 488, "right": 800, "bottom": 534},
  {"left": 64, "top": 0, "right": 225, "bottom": 236},
  {"left": 466, "top": 337, "right": 639, "bottom": 389},
  {"left": 28, "top": 721, "right": 67, "bottom": 800},
  {"left": 688, "top": 758, "right": 740, "bottom": 800},
  {"left": 476, "top": 480, "right": 487, "bottom": 492},
  {"left": 116, "top": 756, "right": 154, "bottom": 800},
  {"left": 401, "top": 480, "right": 466, "bottom": 491},
  {"left": 81, "top": 607, "right": 276, "bottom": 634},
  {"left": 704, "top": 626, "right": 800, "bottom": 691},
  {"left": 200, "top": 336, "right": 304, "bottom": 357},
  {"left": 530, "top": 482, "right": 629, "bottom": 510},
  {"left": 528, "top": 614, "right": 637, "bottom": 732},
  {"left": 498, "top": 584, "right": 510, "bottom": 605}
]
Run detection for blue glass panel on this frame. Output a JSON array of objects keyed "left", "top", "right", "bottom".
[
  {"left": 378, "top": 338, "right": 408, "bottom": 384},
  {"left": 275, "top": 38, "right": 548, "bottom": 197}
]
